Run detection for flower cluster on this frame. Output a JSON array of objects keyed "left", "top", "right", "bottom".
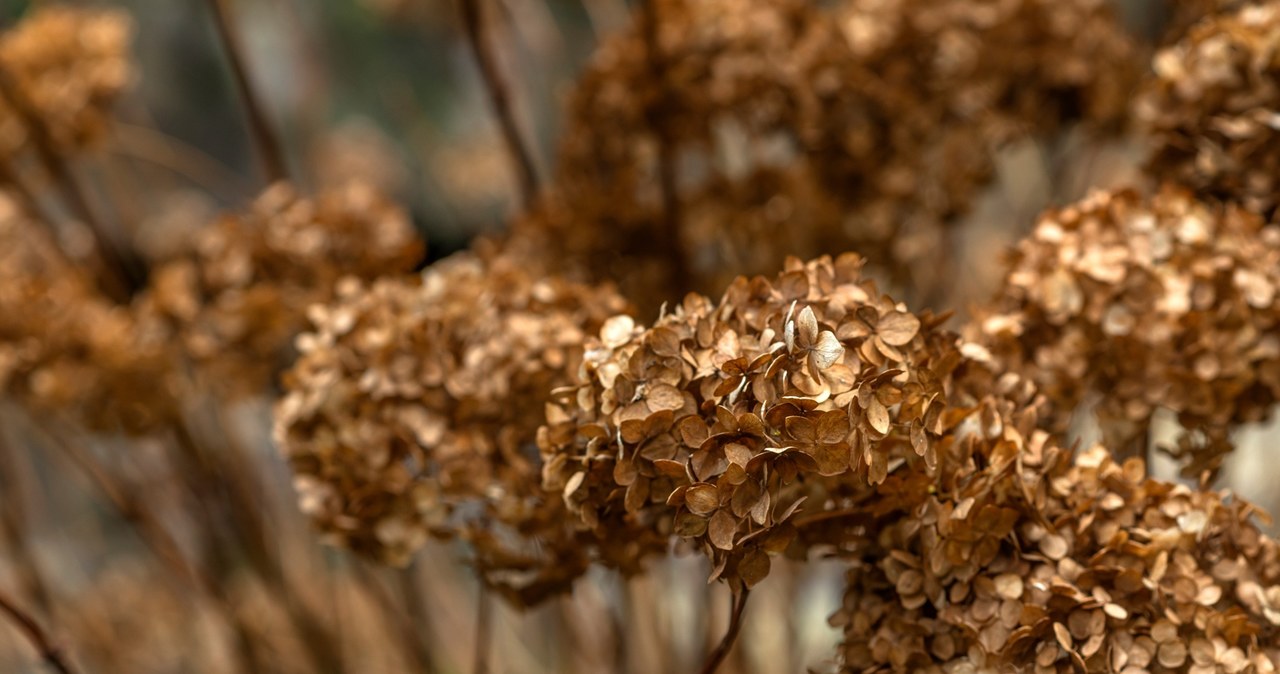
[
  {"left": 538, "top": 254, "right": 1044, "bottom": 588},
  {"left": 835, "top": 444, "right": 1280, "bottom": 672},
  {"left": 514, "top": 0, "right": 1138, "bottom": 311},
  {"left": 973, "top": 187, "right": 1280, "bottom": 477},
  {"left": 0, "top": 191, "right": 178, "bottom": 434},
  {"left": 0, "top": 5, "right": 133, "bottom": 158},
  {"left": 1140, "top": 2, "right": 1280, "bottom": 222},
  {"left": 275, "top": 247, "right": 630, "bottom": 605},
  {"left": 146, "top": 181, "right": 424, "bottom": 396}
]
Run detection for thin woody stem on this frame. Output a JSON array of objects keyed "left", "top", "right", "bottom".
[
  {"left": 474, "top": 584, "right": 493, "bottom": 674},
  {"left": 0, "top": 589, "right": 80, "bottom": 674},
  {"left": 203, "top": 0, "right": 290, "bottom": 185},
  {"left": 456, "top": 0, "right": 541, "bottom": 209},
  {"left": 697, "top": 587, "right": 750, "bottom": 674},
  {"left": 639, "top": 0, "right": 692, "bottom": 295}
]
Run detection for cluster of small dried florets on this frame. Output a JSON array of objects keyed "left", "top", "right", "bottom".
[
  {"left": 973, "top": 187, "right": 1280, "bottom": 477},
  {"left": 0, "top": 191, "right": 178, "bottom": 435},
  {"left": 514, "top": 0, "right": 1138, "bottom": 310},
  {"left": 146, "top": 181, "right": 424, "bottom": 397},
  {"left": 274, "top": 246, "right": 630, "bottom": 605},
  {"left": 1139, "top": 1, "right": 1280, "bottom": 222},
  {"left": 539, "top": 254, "right": 1050, "bottom": 589},
  {"left": 0, "top": 5, "right": 133, "bottom": 157},
  {"left": 835, "top": 444, "right": 1280, "bottom": 672}
]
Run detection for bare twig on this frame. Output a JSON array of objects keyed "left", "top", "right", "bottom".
[
  {"left": 697, "top": 588, "right": 750, "bottom": 674},
  {"left": 456, "top": 0, "right": 541, "bottom": 208},
  {"left": 202, "top": 0, "right": 290, "bottom": 185},
  {"left": 639, "top": 0, "right": 691, "bottom": 294},
  {"left": 474, "top": 584, "right": 493, "bottom": 674},
  {"left": 0, "top": 589, "right": 79, "bottom": 674}
]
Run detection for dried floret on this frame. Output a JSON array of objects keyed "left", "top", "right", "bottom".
[
  {"left": 1139, "top": 2, "right": 1280, "bottom": 221},
  {"left": 275, "top": 247, "right": 631, "bottom": 605},
  {"left": 147, "top": 181, "right": 424, "bottom": 396},
  {"left": 973, "top": 187, "right": 1280, "bottom": 477},
  {"left": 0, "top": 5, "right": 133, "bottom": 157},
  {"left": 540, "top": 254, "right": 1050, "bottom": 588},
  {"left": 514, "top": 0, "right": 1139, "bottom": 311},
  {"left": 834, "top": 444, "right": 1280, "bottom": 672}
]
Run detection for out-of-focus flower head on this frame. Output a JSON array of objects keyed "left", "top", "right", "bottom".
[
  {"left": 1140, "top": 2, "right": 1280, "bottom": 222},
  {"left": 0, "top": 5, "right": 133, "bottom": 157},
  {"left": 513, "top": 0, "right": 1139, "bottom": 312},
  {"left": 147, "top": 181, "right": 424, "bottom": 397},
  {"left": 0, "top": 191, "right": 179, "bottom": 435}
]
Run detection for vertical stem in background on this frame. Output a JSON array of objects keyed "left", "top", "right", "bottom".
[
  {"left": 473, "top": 584, "right": 493, "bottom": 674},
  {"left": 0, "top": 589, "right": 79, "bottom": 674},
  {"left": 203, "top": 0, "right": 290, "bottom": 186},
  {"left": 639, "top": 0, "right": 692, "bottom": 295},
  {"left": 697, "top": 588, "right": 750, "bottom": 674},
  {"left": 456, "top": 0, "right": 541, "bottom": 209},
  {"left": 0, "top": 67, "right": 142, "bottom": 300}
]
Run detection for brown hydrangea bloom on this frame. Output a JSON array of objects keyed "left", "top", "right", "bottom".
[
  {"left": 146, "top": 181, "right": 424, "bottom": 396},
  {"left": 834, "top": 444, "right": 1280, "bottom": 672},
  {"left": 973, "top": 187, "right": 1280, "bottom": 477},
  {"left": 0, "top": 192, "right": 178, "bottom": 434},
  {"left": 1139, "top": 2, "right": 1280, "bottom": 221},
  {"left": 274, "top": 248, "right": 630, "bottom": 605},
  {"left": 0, "top": 5, "right": 133, "bottom": 157},
  {"left": 539, "top": 254, "right": 1045, "bottom": 589},
  {"left": 514, "top": 0, "right": 1138, "bottom": 311}
]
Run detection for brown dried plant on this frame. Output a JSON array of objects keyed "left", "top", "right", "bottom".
[
  {"left": 539, "top": 254, "right": 1046, "bottom": 591},
  {"left": 973, "top": 187, "right": 1280, "bottom": 478},
  {"left": 835, "top": 444, "right": 1280, "bottom": 672},
  {"left": 0, "top": 5, "right": 133, "bottom": 159},
  {"left": 146, "top": 181, "right": 424, "bottom": 398},
  {"left": 512, "top": 0, "right": 1138, "bottom": 311},
  {"left": 1140, "top": 1, "right": 1280, "bottom": 222},
  {"left": 275, "top": 244, "right": 632, "bottom": 606},
  {"left": 9, "top": 1, "right": 1280, "bottom": 674},
  {"left": 0, "top": 191, "right": 178, "bottom": 435}
]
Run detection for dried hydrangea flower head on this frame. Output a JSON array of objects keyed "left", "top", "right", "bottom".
[
  {"left": 835, "top": 444, "right": 1280, "bottom": 672},
  {"left": 275, "top": 248, "right": 631, "bottom": 605},
  {"left": 146, "top": 181, "right": 424, "bottom": 396},
  {"left": 1139, "top": 2, "right": 1280, "bottom": 221},
  {"left": 0, "top": 5, "right": 133, "bottom": 157},
  {"left": 539, "top": 254, "right": 1056, "bottom": 589},
  {"left": 514, "top": 0, "right": 1138, "bottom": 311},
  {"left": 973, "top": 187, "right": 1280, "bottom": 477},
  {"left": 0, "top": 191, "right": 178, "bottom": 434}
]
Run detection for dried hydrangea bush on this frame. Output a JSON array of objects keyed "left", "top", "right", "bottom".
[
  {"left": 1139, "top": 2, "right": 1280, "bottom": 222},
  {"left": 275, "top": 247, "right": 631, "bottom": 605},
  {"left": 539, "top": 254, "right": 1052, "bottom": 589},
  {"left": 972, "top": 187, "right": 1280, "bottom": 477},
  {"left": 0, "top": 5, "right": 133, "bottom": 158},
  {"left": 835, "top": 444, "right": 1280, "bottom": 672},
  {"left": 146, "top": 181, "right": 424, "bottom": 397},
  {"left": 513, "top": 0, "right": 1139, "bottom": 311},
  {"left": 0, "top": 191, "right": 179, "bottom": 434}
]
